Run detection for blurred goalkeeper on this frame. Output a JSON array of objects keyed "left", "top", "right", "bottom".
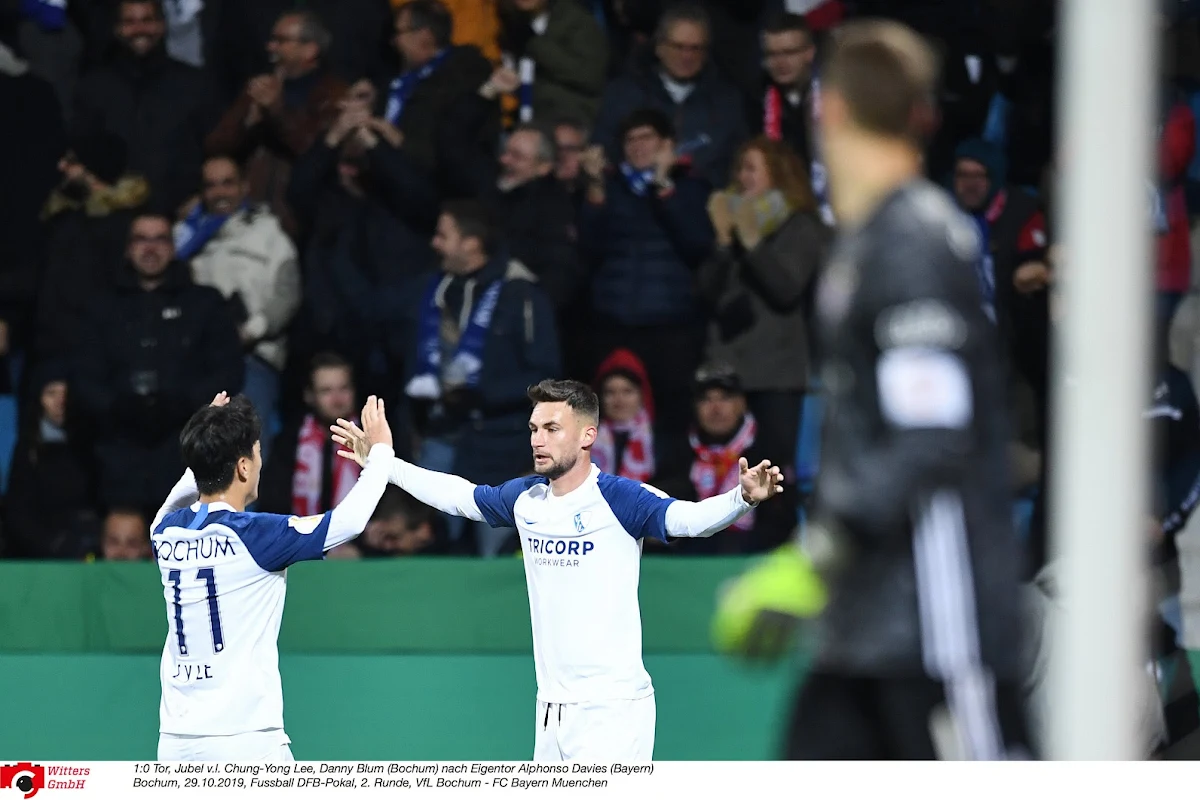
[{"left": 713, "top": 20, "right": 1032, "bottom": 760}]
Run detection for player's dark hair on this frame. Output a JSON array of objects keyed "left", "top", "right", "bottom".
[
  {"left": 822, "top": 19, "right": 938, "bottom": 143},
  {"left": 528, "top": 379, "right": 600, "bottom": 424},
  {"left": 308, "top": 351, "right": 353, "bottom": 385},
  {"left": 441, "top": 198, "right": 498, "bottom": 257},
  {"left": 762, "top": 11, "right": 810, "bottom": 38},
  {"left": 180, "top": 395, "right": 262, "bottom": 495},
  {"left": 398, "top": 0, "right": 453, "bottom": 49}
]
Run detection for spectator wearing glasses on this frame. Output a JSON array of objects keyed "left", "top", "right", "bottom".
[
  {"left": 212, "top": 0, "right": 394, "bottom": 103},
  {"left": 577, "top": 108, "right": 715, "bottom": 439},
  {"left": 73, "top": 211, "right": 243, "bottom": 512},
  {"left": 373, "top": 0, "right": 497, "bottom": 197},
  {"left": 551, "top": 115, "right": 589, "bottom": 203},
  {"left": 205, "top": 10, "right": 348, "bottom": 238},
  {"left": 591, "top": 2, "right": 747, "bottom": 185}
]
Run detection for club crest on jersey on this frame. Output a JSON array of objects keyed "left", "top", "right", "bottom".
[
  {"left": 574, "top": 512, "right": 592, "bottom": 533},
  {"left": 288, "top": 515, "right": 323, "bottom": 534}
]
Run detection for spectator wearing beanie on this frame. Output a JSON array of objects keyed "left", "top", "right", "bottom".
[{"left": 591, "top": 347, "right": 659, "bottom": 484}]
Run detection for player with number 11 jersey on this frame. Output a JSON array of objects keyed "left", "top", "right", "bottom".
[{"left": 151, "top": 393, "right": 394, "bottom": 761}]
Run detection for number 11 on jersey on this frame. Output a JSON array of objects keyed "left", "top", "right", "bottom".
[{"left": 168, "top": 568, "right": 225, "bottom": 656}]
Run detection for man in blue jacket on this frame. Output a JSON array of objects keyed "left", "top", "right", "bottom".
[{"left": 578, "top": 107, "right": 715, "bottom": 438}]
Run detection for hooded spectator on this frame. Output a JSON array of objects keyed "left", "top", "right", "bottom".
[{"left": 591, "top": 348, "right": 657, "bottom": 483}]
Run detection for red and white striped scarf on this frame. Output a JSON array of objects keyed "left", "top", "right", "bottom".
[
  {"left": 291, "top": 413, "right": 361, "bottom": 517},
  {"left": 592, "top": 408, "right": 655, "bottom": 483},
  {"left": 689, "top": 413, "right": 758, "bottom": 532},
  {"left": 764, "top": 85, "right": 785, "bottom": 141}
]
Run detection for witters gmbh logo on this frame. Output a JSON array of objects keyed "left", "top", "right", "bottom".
[{"left": 0, "top": 764, "right": 89, "bottom": 796}]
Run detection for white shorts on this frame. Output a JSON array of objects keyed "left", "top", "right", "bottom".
[
  {"left": 532, "top": 695, "right": 655, "bottom": 762},
  {"left": 157, "top": 728, "right": 294, "bottom": 762}
]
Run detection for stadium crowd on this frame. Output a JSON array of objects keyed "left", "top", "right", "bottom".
[
  {"left": 4, "top": 0, "right": 1200, "bottom": 758},
  {"left": 0, "top": 0, "right": 1195, "bottom": 579}
]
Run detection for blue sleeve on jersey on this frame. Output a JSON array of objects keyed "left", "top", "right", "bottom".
[
  {"left": 152, "top": 507, "right": 196, "bottom": 536},
  {"left": 221, "top": 511, "right": 332, "bottom": 572},
  {"left": 597, "top": 473, "right": 674, "bottom": 542},
  {"left": 474, "top": 476, "right": 548, "bottom": 528}
]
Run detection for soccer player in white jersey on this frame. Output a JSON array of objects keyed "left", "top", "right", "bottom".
[
  {"left": 331, "top": 379, "right": 782, "bottom": 761},
  {"left": 152, "top": 391, "right": 394, "bottom": 762}
]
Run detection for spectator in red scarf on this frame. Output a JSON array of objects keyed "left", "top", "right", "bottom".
[
  {"left": 658, "top": 363, "right": 791, "bottom": 554},
  {"left": 591, "top": 347, "right": 657, "bottom": 484},
  {"left": 256, "top": 351, "right": 361, "bottom": 515}
]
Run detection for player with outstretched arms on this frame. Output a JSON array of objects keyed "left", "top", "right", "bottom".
[
  {"left": 152, "top": 392, "right": 394, "bottom": 761},
  {"left": 331, "top": 379, "right": 783, "bottom": 761}
]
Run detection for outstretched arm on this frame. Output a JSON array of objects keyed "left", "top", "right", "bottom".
[
  {"left": 665, "top": 458, "right": 782, "bottom": 538},
  {"left": 324, "top": 442, "right": 398, "bottom": 549},
  {"left": 386, "top": 458, "right": 486, "bottom": 522},
  {"left": 664, "top": 486, "right": 757, "bottom": 539},
  {"left": 605, "top": 459, "right": 783, "bottom": 541},
  {"left": 331, "top": 416, "right": 485, "bottom": 522}
]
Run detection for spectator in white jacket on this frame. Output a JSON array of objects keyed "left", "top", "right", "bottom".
[{"left": 174, "top": 154, "right": 301, "bottom": 458}]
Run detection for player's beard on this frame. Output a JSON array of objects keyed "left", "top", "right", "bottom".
[{"left": 533, "top": 451, "right": 577, "bottom": 481}]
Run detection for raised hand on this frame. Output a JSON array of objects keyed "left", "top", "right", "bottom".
[
  {"left": 331, "top": 397, "right": 392, "bottom": 466},
  {"left": 706, "top": 192, "right": 735, "bottom": 247},
  {"left": 210, "top": 392, "right": 230, "bottom": 407},
  {"left": 487, "top": 65, "right": 521, "bottom": 95},
  {"left": 361, "top": 395, "right": 394, "bottom": 451},
  {"left": 739, "top": 457, "right": 783, "bottom": 505}
]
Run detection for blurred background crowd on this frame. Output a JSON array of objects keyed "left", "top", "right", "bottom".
[{"left": 2, "top": 0, "right": 1200, "bottom": 580}]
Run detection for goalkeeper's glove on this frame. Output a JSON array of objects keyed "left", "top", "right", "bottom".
[{"left": 711, "top": 543, "right": 829, "bottom": 662}]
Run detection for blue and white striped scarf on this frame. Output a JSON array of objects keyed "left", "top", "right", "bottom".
[
  {"left": 385, "top": 48, "right": 450, "bottom": 125},
  {"left": 405, "top": 272, "right": 504, "bottom": 401}
]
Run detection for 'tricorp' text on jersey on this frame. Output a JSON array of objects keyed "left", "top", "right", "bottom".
[{"left": 389, "top": 461, "right": 755, "bottom": 704}]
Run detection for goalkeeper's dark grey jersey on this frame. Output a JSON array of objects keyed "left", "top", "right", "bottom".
[{"left": 811, "top": 179, "right": 1026, "bottom": 682}]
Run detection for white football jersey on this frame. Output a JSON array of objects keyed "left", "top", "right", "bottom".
[
  {"left": 473, "top": 464, "right": 675, "bottom": 704},
  {"left": 151, "top": 502, "right": 332, "bottom": 736}
]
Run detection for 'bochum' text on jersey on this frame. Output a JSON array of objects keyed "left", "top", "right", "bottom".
[{"left": 150, "top": 443, "right": 393, "bottom": 738}]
